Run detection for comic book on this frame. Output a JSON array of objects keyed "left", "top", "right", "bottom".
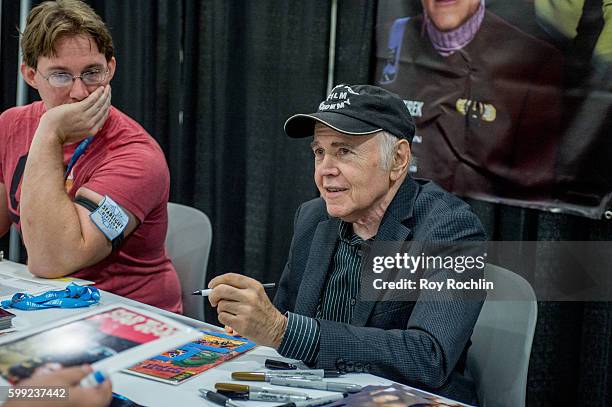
[
  {"left": 0, "top": 304, "right": 199, "bottom": 385},
  {"left": 0, "top": 309, "right": 16, "bottom": 331},
  {"left": 125, "top": 330, "right": 257, "bottom": 385}
]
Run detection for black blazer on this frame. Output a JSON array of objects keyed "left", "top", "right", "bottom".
[{"left": 274, "top": 177, "right": 486, "bottom": 404}]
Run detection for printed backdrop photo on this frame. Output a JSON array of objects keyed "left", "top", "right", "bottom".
[{"left": 375, "top": 0, "right": 612, "bottom": 219}]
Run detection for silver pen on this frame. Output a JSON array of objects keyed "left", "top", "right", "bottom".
[
  {"left": 264, "top": 369, "right": 341, "bottom": 378},
  {"left": 250, "top": 391, "right": 310, "bottom": 402},
  {"left": 232, "top": 371, "right": 319, "bottom": 381},
  {"left": 192, "top": 283, "right": 275, "bottom": 296},
  {"left": 215, "top": 383, "right": 310, "bottom": 402},
  {"left": 270, "top": 377, "right": 363, "bottom": 393},
  {"left": 199, "top": 389, "right": 241, "bottom": 407},
  {"left": 279, "top": 393, "right": 348, "bottom": 407}
]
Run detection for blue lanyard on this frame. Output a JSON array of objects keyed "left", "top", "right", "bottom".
[
  {"left": 0, "top": 283, "right": 100, "bottom": 310},
  {"left": 64, "top": 137, "right": 94, "bottom": 179}
]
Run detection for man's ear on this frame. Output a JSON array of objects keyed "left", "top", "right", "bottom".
[
  {"left": 106, "top": 57, "right": 117, "bottom": 83},
  {"left": 390, "top": 139, "right": 411, "bottom": 181},
  {"left": 20, "top": 63, "right": 38, "bottom": 89}
]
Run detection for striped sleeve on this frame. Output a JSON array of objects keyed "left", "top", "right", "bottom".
[{"left": 277, "top": 312, "right": 320, "bottom": 364}]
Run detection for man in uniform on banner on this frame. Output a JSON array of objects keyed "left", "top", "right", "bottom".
[{"left": 376, "top": 0, "right": 563, "bottom": 206}]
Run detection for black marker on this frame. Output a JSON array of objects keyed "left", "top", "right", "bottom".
[
  {"left": 199, "top": 389, "right": 241, "bottom": 407},
  {"left": 265, "top": 358, "right": 298, "bottom": 370}
]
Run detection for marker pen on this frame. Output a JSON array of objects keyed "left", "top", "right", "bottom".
[
  {"left": 192, "top": 283, "right": 275, "bottom": 296},
  {"left": 79, "top": 370, "right": 108, "bottom": 388},
  {"left": 231, "top": 369, "right": 339, "bottom": 381},
  {"left": 269, "top": 377, "right": 362, "bottom": 393},
  {"left": 277, "top": 393, "right": 348, "bottom": 407},
  {"left": 265, "top": 359, "right": 298, "bottom": 370},
  {"left": 214, "top": 383, "right": 310, "bottom": 402},
  {"left": 199, "top": 389, "right": 241, "bottom": 407},
  {"left": 269, "top": 369, "right": 342, "bottom": 378}
]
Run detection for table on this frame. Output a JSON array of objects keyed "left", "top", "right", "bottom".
[{"left": 0, "top": 261, "right": 394, "bottom": 407}]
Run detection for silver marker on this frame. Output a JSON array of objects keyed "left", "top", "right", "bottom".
[{"left": 270, "top": 377, "right": 362, "bottom": 393}]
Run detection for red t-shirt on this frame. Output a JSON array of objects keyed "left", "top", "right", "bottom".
[{"left": 0, "top": 101, "right": 182, "bottom": 313}]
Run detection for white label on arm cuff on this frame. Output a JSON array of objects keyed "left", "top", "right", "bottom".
[{"left": 90, "top": 196, "right": 129, "bottom": 241}]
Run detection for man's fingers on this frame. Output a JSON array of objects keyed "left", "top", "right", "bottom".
[
  {"left": 217, "top": 299, "right": 243, "bottom": 316},
  {"left": 80, "top": 86, "right": 105, "bottom": 110},
  {"left": 69, "top": 377, "right": 113, "bottom": 407},
  {"left": 91, "top": 109, "right": 106, "bottom": 133},
  {"left": 92, "top": 99, "right": 111, "bottom": 132},
  {"left": 90, "top": 87, "right": 112, "bottom": 134},
  {"left": 91, "top": 87, "right": 110, "bottom": 116},
  {"left": 209, "top": 273, "right": 258, "bottom": 289},
  {"left": 43, "top": 365, "right": 91, "bottom": 386},
  {"left": 100, "top": 85, "right": 111, "bottom": 110},
  {"left": 208, "top": 284, "right": 245, "bottom": 306},
  {"left": 217, "top": 311, "right": 238, "bottom": 329}
]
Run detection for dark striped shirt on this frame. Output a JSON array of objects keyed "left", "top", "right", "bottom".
[{"left": 278, "top": 221, "right": 365, "bottom": 363}]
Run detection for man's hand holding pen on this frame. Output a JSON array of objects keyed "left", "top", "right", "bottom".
[{"left": 208, "top": 273, "right": 287, "bottom": 348}]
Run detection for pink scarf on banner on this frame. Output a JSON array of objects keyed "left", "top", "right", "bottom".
[{"left": 423, "top": 0, "right": 486, "bottom": 56}]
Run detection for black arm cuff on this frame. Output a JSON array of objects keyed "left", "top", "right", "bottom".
[{"left": 73, "top": 196, "right": 125, "bottom": 250}]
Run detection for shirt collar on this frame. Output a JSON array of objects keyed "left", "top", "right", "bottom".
[
  {"left": 338, "top": 221, "right": 378, "bottom": 245},
  {"left": 338, "top": 221, "right": 365, "bottom": 245}
]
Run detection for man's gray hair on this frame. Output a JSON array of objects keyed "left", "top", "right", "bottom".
[
  {"left": 377, "top": 131, "right": 415, "bottom": 171},
  {"left": 378, "top": 131, "right": 397, "bottom": 170}
]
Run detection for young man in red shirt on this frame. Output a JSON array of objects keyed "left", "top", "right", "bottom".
[{"left": 0, "top": 0, "right": 181, "bottom": 313}]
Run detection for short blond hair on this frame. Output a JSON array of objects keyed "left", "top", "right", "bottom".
[{"left": 21, "top": 0, "right": 114, "bottom": 68}]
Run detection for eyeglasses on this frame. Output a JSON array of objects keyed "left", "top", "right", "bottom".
[{"left": 37, "top": 68, "right": 109, "bottom": 88}]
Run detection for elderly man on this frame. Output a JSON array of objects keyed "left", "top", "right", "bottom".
[
  {"left": 209, "top": 84, "right": 486, "bottom": 404},
  {"left": 0, "top": 0, "right": 181, "bottom": 312}
]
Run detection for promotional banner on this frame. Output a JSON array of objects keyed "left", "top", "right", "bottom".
[{"left": 375, "top": 0, "right": 612, "bottom": 218}]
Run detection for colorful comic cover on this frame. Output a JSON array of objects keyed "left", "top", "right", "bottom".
[
  {"left": 0, "top": 306, "right": 196, "bottom": 385},
  {"left": 328, "top": 383, "right": 472, "bottom": 407},
  {"left": 125, "top": 330, "right": 257, "bottom": 384}
]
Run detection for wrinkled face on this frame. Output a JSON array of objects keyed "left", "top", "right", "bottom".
[
  {"left": 22, "top": 34, "right": 115, "bottom": 110},
  {"left": 312, "top": 123, "right": 391, "bottom": 222},
  {"left": 421, "top": 0, "right": 481, "bottom": 32}
]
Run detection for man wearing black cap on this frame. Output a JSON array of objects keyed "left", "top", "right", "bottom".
[{"left": 208, "top": 85, "right": 486, "bottom": 404}]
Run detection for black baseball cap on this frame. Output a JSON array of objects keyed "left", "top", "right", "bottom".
[{"left": 284, "top": 84, "right": 415, "bottom": 142}]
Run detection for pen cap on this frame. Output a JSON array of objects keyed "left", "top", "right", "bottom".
[
  {"left": 204, "top": 391, "right": 230, "bottom": 405},
  {"left": 265, "top": 359, "right": 298, "bottom": 370},
  {"left": 217, "top": 390, "right": 248, "bottom": 400},
  {"left": 80, "top": 370, "right": 107, "bottom": 388},
  {"left": 323, "top": 369, "right": 342, "bottom": 378},
  {"left": 215, "top": 383, "right": 249, "bottom": 392},
  {"left": 231, "top": 372, "right": 267, "bottom": 381}
]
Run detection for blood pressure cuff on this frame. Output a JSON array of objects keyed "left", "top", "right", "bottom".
[{"left": 74, "top": 195, "right": 128, "bottom": 251}]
